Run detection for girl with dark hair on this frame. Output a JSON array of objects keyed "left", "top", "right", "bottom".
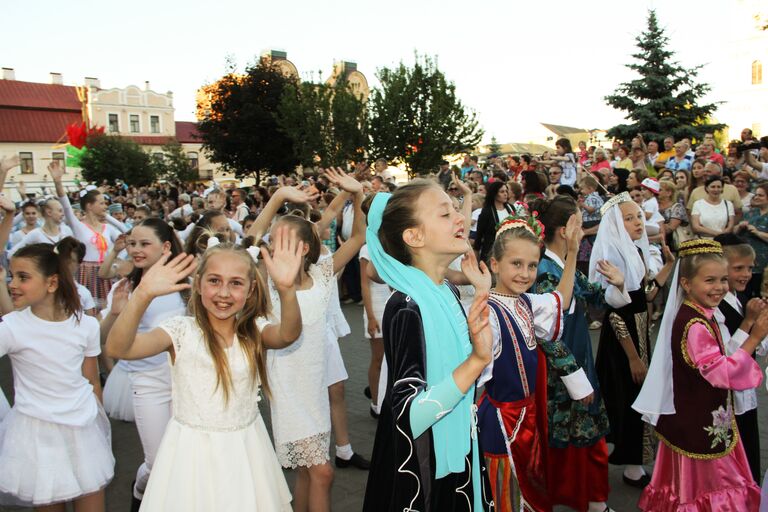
[
  {"left": 10, "top": 198, "right": 74, "bottom": 255},
  {"left": 0, "top": 229, "right": 114, "bottom": 510},
  {"left": 55, "top": 236, "right": 98, "bottom": 317},
  {"left": 522, "top": 170, "right": 547, "bottom": 199},
  {"left": 542, "top": 138, "right": 578, "bottom": 187},
  {"left": 531, "top": 196, "right": 628, "bottom": 512},
  {"left": 99, "top": 217, "right": 187, "bottom": 509},
  {"left": 49, "top": 161, "right": 123, "bottom": 309},
  {"left": 473, "top": 181, "right": 512, "bottom": 262},
  {"left": 184, "top": 210, "right": 232, "bottom": 256},
  {"left": 690, "top": 176, "right": 735, "bottom": 239},
  {"left": 106, "top": 229, "right": 304, "bottom": 511}
]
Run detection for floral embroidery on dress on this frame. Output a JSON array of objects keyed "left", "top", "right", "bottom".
[{"left": 704, "top": 405, "right": 733, "bottom": 449}]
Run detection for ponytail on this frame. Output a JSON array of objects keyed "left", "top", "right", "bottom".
[{"left": 13, "top": 243, "right": 82, "bottom": 319}]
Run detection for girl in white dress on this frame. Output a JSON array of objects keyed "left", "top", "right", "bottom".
[
  {"left": 106, "top": 226, "right": 305, "bottom": 512},
  {"left": 0, "top": 238, "right": 113, "bottom": 510},
  {"left": 262, "top": 168, "right": 366, "bottom": 512},
  {"left": 9, "top": 198, "right": 73, "bottom": 255},
  {"left": 100, "top": 218, "right": 187, "bottom": 508}
]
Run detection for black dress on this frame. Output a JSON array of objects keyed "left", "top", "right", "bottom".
[
  {"left": 363, "top": 290, "right": 494, "bottom": 512},
  {"left": 595, "top": 286, "right": 655, "bottom": 465}
]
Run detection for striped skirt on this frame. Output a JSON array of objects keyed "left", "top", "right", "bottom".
[{"left": 78, "top": 261, "right": 113, "bottom": 310}]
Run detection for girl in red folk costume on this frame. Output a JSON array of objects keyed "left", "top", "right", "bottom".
[
  {"left": 634, "top": 239, "right": 766, "bottom": 511},
  {"left": 476, "top": 212, "right": 590, "bottom": 512}
]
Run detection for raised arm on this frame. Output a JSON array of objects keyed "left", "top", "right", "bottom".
[
  {"left": 0, "top": 155, "right": 20, "bottom": 195},
  {"left": 0, "top": 197, "right": 17, "bottom": 254},
  {"left": 555, "top": 212, "right": 584, "bottom": 308},
  {"left": 246, "top": 186, "right": 318, "bottom": 243},
  {"left": 316, "top": 167, "right": 353, "bottom": 235}
]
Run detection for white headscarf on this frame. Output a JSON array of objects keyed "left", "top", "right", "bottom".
[
  {"left": 632, "top": 261, "right": 682, "bottom": 425},
  {"left": 588, "top": 198, "right": 651, "bottom": 292}
]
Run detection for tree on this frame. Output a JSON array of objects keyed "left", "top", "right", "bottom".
[
  {"left": 150, "top": 139, "right": 199, "bottom": 184},
  {"left": 197, "top": 60, "right": 297, "bottom": 179},
  {"left": 79, "top": 134, "right": 154, "bottom": 186},
  {"left": 368, "top": 54, "right": 483, "bottom": 175},
  {"left": 487, "top": 136, "right": 502, "bottom": 154},
  {"left": 605, "top": 10, "right": 723, "bottom": 144},
  {"left": 277, "top": 79, "right": 368, "bottom": 168}
]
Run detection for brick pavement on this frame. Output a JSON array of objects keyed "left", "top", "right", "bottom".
[{"left": 1, "top": 302, "right": 766, "bottom": 511}]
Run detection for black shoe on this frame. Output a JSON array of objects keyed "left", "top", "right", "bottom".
[
  {"left": 369, "top": 406, "right": 379, "bottom": 419},
  {"left": 335, "top": 453, "right": 371, "bottom": 470},
  {"left": 622, "top": 473, "right": 650, "bottom": 488},
  {"left": 363, "top": 386, "right": 371, "bottom": 399},
  {"left": 130, "top": 480, "right": 142, "bottom": 512}
]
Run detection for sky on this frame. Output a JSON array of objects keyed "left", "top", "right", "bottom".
[{"left": 1, "top": 0, "right": 756, "bottom": 144}]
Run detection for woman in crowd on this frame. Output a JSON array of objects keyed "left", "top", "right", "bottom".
[
  {"left": 733, "top": 171, "right": 755, "bottom": 215},
  {"left": 473, "top": 181, "right": 513, "bottom": 263},
  {"left": 691, "top": 176, "right": 736, "bottom": 239},
  {"left": 736, "top": 182, "right": 768, "bottom": 298},
  {"left": 657, "top": 180, "right": 689, "bottom": 248}
]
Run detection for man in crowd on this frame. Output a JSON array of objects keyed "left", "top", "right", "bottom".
[
  {"left": 437, "top": 160, "right": 453, "bottom": 189},
  {"left": 231, "top": 188, "right": 250, "bottom": 222}
]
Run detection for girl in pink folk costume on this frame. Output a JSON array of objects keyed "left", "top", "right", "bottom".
[
  {"left": 106, "top": 226, "right": 305, "bottom": 511},
  {"left": 0, "top": 190, "right": 113, "bottom": 511},
  {"left": 635, "top": 239, "right": 766, "bottom": 511}
]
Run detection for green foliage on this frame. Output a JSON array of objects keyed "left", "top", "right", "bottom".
[
  {"left": 197, "top": 61, "right": 298, "bottom": 178},
  {"left": 488, "top": 136, "right": 502, "bottom": 154},
  {"left": 79, "top": 134, "right": 154, "bottom": 186},
  {"left": 277, "top": 79, "right": 367, "bottom": 167},
  {"left": 149, "top": 139, "right": 199, "bottom": 183},
  {"left": 605, "top": 10, "right": 724, "bottom": 144},
  {"left": 368, "top": 54, "right": 483, "bottom": 176}
]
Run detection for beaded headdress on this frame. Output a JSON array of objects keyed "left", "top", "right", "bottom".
[
  {"left": 678, "top": 239, "right": 723, "bottom": 258},
  {"left": 495, "top": 213, "right": 545, "bottom": 243},
  {"left": 599, "top": 191, "right": 632, "bottom": 216}
]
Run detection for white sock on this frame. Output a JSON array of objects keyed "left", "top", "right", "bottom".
[
  {"left": 588, "top": 501, "right": 608, "bottom": 512},
  {"left": 371, "top": 402, "right": 380, "bottom": 414},
  {"left": 133, "top": 484, "right": 144, "bottom": 501},
  {"left": 623, "top": 465, "right": 646, "bottom": 480},
  {"left": 335, "top": 444, "right": 353, "bottom": 460}
]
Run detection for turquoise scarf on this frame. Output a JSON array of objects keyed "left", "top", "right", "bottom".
[{"left": 366, "top": 193, "right": 482, "bottom": 508}]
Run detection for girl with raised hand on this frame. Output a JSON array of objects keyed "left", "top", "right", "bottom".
[
  {"left": 106, "top": 226, "right": 304, "bottom": 512},
  {"left": 260, "top": 168, "right": 366, "bottom": 512},
  {"left": 0, "top": 229, "right": 113, "bottom": 510},
  {"left": 48, "top": 161, "right": 122, "bottom": 309},
  {"left": 588, "top": 192, "right": 676, "bottom": 488},
  {"left": 634, "top": 239, "right": 766, "bottom": 511},
  {"left": 363, "top": 180, "right": 495, "bottom": 511},
  {"left": 532, "top": 195, "right": 629, "bottom": 512},
  {"left": 100, "top": 218, "right": 188, "bottom": 510}
]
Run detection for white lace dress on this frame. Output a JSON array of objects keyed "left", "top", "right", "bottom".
[
  {"left": 268, "top": 257, "right": 334, "bottom": 468},
  {"left": 139, "top": 316, "right": 291, "bottom": 512}
]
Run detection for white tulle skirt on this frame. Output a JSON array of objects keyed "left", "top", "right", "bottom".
[
  {"left": 103, "top": 365, "right": 135, "bottom": 422},
  {"left": 0, "top": 406, "right": 114, "bottom": 506},
  {"left": 139, "top": 415, "right": 291, "bottom": 511},
  {"left": 0, "top": 392, "right": 9, "bottom": 421}
]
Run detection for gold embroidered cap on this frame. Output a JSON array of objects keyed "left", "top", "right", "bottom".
[
  {"left": 678, "top": 239, "right": 723, "bottom": 258},
  {"left": 599, "top": 191, "right": 633, "bottom": 216}
]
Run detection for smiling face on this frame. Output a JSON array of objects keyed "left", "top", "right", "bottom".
[
  {"left": 197, "top": 251, "right": 253, "bottom": 321},
  {"left": 752, "top": 187, "right": 768, "bottom": 208},
  {"left": 705, "top": 180, "right": 723, "bottom": 199},
  {"left": 619, "top": 201, "right": 645, "bottom": 240},
  {"left": 8, "top": 257, "right": 57, "bottom": 309},
  {"left": 126, "top": 226, "right": 171, "bottom": 269},
  {"left": 681, "top": 259, "right": 728, "bottom": 309},
  {"left": 490, "top": 237, "right": 540, "bottom": 296},
  {"left": 407, "top": 186, "right": 469, "bottom": 261},
  {"left": 726, "top": 254, "right": 754, "bottom": 293}
]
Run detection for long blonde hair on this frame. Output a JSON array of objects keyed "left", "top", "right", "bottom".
[{"left": 190, "top": 243, "right": 272, "bottom": 401}]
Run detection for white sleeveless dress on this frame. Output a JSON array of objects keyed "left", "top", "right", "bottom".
[
  {"left": 268, "top": 257, "right": 334, "bottom": 468},
  {"left": 139, "top": 316, "right": 291, "bottom": 511}
]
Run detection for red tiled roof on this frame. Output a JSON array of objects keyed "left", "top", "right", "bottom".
[
  {"left": 0, "top": 108, "right": 81, "bottom": 143},
  {"left": 0, "top": 80, "right": 81, "bottom": 111},
  {"left": 175, "top": 121, "right": 201, "bottom": 143}
]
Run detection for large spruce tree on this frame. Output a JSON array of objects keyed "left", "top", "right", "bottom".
[{"left": 605, "top": 10, "right": 723, "bottom": 143}]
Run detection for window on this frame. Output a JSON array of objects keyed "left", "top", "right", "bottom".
[
  {"left": 752, "top": 60, "right": 763, "bottom": 85},
  {"left": 130, "top": 114, "right": 140, "bottom": 133},
  {"left": 52, "top": 152, "right": 66, "bottom": 172},
  {"left": 152, "top": 152, "right": 164, "bottom": 162},
  {"left": 108, "top": 114, "right": 119, "bottom": 133},
  {"left": 187, "top": 152, "right": 199, "bottom": 170},
  {"left": 19, "top": 152, "right": 33, "bottom": 174},
  {"left": 150, "top": 115, "right": 160, "bottom": 133}
]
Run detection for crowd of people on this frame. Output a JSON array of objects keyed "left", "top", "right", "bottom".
[{"left": 0, "top": 130, "right": 766, "bottom": 512}]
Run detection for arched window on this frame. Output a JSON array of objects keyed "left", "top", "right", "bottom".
[{"left": 753, "top": 60, "right": 763, "bottom": 85}]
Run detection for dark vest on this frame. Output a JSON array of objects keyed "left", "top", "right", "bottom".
[
  {"left": 718, "top": 298, "right": 743, "bottom": 336},
  {"left": 655, "top": 301, "right": 738, "bottom": 459}
]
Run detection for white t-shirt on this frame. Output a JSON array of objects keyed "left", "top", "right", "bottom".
[
  {"left": 0, "top": 308, "right": 101, "bottom": 426},
  {"left": 77, "top": 282, "right": 96, "bottom": 311},
  {"left": 9, "top": 225, "right": 74, "bottom": 255},
  {"left": 234, "top": 203, "right": 250, "bottom": 223},
  {"left": 359, "top": 244, "right": 391, "bottom": 296},
  {"left": 692, "top": 199, "right": 734, "bottom": 235},
  {"left": 470, "top": 208, "right": 482, "bottom": 233},
  {"left": 103, "top": 278, "right": 187, "bottom": 372},
  {"left": 340, "top": 202, "right": 355, "bottom": 241},
  {"left": 169, "top": 204, "right": 194, "bottom": 220}
]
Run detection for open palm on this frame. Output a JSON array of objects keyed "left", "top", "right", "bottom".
[
  {"left": 47, "top": 161, "right": 65, "bottom": 181},
  {"left": 324, "top": 167, "right": 362, "bottom": 195},
  {"left": 136, "top": 252, "right": 196, "bottom": 298},
  {"left": 262, "top": 225, "right": 304, "bottom": 291}
]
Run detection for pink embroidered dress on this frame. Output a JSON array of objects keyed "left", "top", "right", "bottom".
[{"left": 640, "top": 301, "right": 763, "bottom": 512}]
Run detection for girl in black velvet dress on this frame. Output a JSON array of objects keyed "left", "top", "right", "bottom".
[{"left": 362, "top": 180, "right": 495, "bottom": 511}]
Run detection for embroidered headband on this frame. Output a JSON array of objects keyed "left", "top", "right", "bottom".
[
  {"left": 495, "top": 213, "right": 545, "bottom": 242},
  {"left": 599, "top": 191, "right": 633, "bottom": 216},
  {"left": 678, "top": 239, "right": 723, "bottom": 258}
]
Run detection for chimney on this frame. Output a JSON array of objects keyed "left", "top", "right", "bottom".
[
  {"left": 50, "top": 72, "right": 63, "bottom": 85},
  {"left": 1, "top": 68, "right": 15, "bottom": 80},
  {"left": 84, "top": 76, "right": 101, "bottom": 89},
  {"left": 144, "top": 80, "right": 151, "bottom": 91}
]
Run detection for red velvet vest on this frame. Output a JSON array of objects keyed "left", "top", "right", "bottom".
[{"left": 655, "top": 301, "right": 738, "bottom": 459}]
